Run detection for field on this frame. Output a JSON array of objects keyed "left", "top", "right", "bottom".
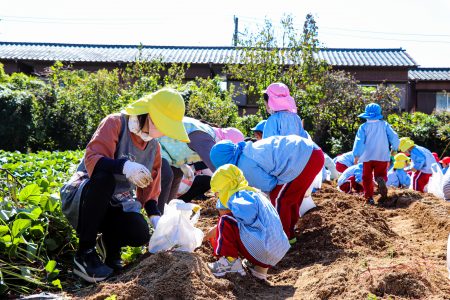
[
  {"left": 1, "top": 151, "right": 449, "bottom": 299},
  {"left": 77, "top": 185, "right": 450, "bottom": 300}
]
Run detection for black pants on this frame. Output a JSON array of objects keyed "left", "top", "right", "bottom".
[
  {"left": 179, "top": 174, "right": 211, "bottom": 202},
  {"left": 77, "top": 171, "right": 150, "bottom": 257}
]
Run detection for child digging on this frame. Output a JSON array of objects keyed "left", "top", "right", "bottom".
[
  {"left": 398, "top": 137, "right": 436, "bottom": 192},
  {"left": 353, "top": 103, "right": 399, "bottom": 205},
  {"left": 206, "top": 164, "right": 290, "bottom": 280},
  {"left": 210, "top": 135, "right": 324, "bottom": 244},
  {"left": 387, "top": 153, "right": 411, "bottom": 188}
]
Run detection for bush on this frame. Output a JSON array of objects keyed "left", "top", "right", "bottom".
[
  {"left": 0, "top": 72, "right": 37, "bottom": 151},
  {"left": 388, "top": 112, "right": 450, "bottom": 156}
]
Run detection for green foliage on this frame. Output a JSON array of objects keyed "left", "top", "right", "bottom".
[
  {"left": 225, "top": 14, "right": 330, "bottom": 120},
  {"left": 311, "top": 71, "right": 401, "bottom": 155},
  {"left": 0, "top": 150, "right": 82, "bottom": 296},
  {"left": 183, "top": 78, "right": 239, "bottom": 128},
  {"left": 0, "top": 75, "right": 35, "bottom": 151},
  {"left": 235, "top": 114, "right": 263, "bottom": 137},
  {"left": 388, "top": 111, "right": 450, "bottom": 156}
]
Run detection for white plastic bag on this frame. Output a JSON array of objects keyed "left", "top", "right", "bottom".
[
  {"left": 299, "top": 195, "right": 317, "bottom": 217},
  {"left": 312, "top": 169, "right": 323, "bottom": 189},
  {"left": 148, "top": 199, "right": 204, "bottom": 253},
  {"left": 427, "top": 163, "right": 444, "bottom": 199}
]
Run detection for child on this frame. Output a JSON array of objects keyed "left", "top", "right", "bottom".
[
  {"left": 353, "top": 103, "right": 399, "bottom": 204},
  {"left": 262, "top": 83, "right": 310, "bottom": 139},
  {"left": 210, "top": 135, "right": 324, "bottom": 243},
  {"left": 337, "top": 163, "right": 364, "bottom": 194},
  {"left": 387, "top": 153, "right": 411, "bottom": 188},
  {"left": 399, "top": 137, "right": 436, "bottom": 192},
  {"left": 440, "top": 157, "right": 450, "bottom": 175},
  {"left": 213, "top": 127, "right": 245, "bottom": 144},
  {"left": 206, "top": 164, "right": 290, "bottom": 280},
  {"left": 251, "top": 120, "right": 266, "bottom": 141},
  {"left": 333, "top": 151, "right": 355, "bottom": 173}
]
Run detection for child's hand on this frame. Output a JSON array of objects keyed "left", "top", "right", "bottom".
[
  {"left": 204, "top": 225, "right": 217, "bottom": 242},
  {"left": 354, "top": 157, "right": 359, "bottom": 165}
]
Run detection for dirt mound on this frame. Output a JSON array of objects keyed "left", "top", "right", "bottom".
[
  {"left": 78, "top": 251, "right": 234, "bottom": 300},
  {"left": 76, "top": 183, "right": 450, "bottom": 299},
  {"left": 296, "top": 185, "right": 397, "bottom": 263}
]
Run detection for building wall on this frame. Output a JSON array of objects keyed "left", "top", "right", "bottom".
[{"left": 416, "top": 92, "right": 436, "bottom": 114}]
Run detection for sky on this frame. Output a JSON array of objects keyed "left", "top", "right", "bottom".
[{"left": 2, "top": 0, "right": 450, "bottom": 67}]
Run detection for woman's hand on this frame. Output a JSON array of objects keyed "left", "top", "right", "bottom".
[{"left": 123, "top": 161, "right": 152, "bottom": 188}]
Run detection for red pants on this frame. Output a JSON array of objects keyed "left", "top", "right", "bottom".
[
  {"left": 335, "top": 162, "right": 349, "bottom": 173},
  {"left": 339, "top": 176, "right": 364, "bottom": 194},
  {"left": 362, "top": 161, "right": 389, "bottom": 199},
  {"left": 412, "top": 171, "right": 432, "bottom": 192},
  {"left": 270, "top": 149, "right": 324, "bottom": 239},
  {"left": 212, "top": 214, "right": 269, "bottom": 268}
]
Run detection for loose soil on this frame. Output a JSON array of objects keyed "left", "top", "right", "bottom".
[{"left": 73, "top": 183, "right": 450, "bottom": 300}]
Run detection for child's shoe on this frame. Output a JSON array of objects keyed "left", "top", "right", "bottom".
[
  {"left": 208, "top": 257, "right": 246, "bottom": 277},
  {"left": 375, "top": 177, "right": 388, "bottom": 199},
  {"left": 242, "top": 259, "right": 268, "bottom": 280},
  {"left": 366, "top": 198, "right": 375, "bottom": 205}
]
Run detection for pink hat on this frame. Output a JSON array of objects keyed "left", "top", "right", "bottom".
[
  {"left": 265, "top": 83, "right": 297, "bottom": 113},
  {"left": 213, "top": 127, "right": 245, "bottom": 143}
]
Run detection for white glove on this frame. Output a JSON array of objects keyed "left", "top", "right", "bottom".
[
  {"left": 150, "top": 215, "right": 160, "bottom": 229},
  {"left": 180, "top": 164, "right": 195, "bottom": 181},
  {"left": 123, "top": 161, "right": 152, "bottom": 188}
]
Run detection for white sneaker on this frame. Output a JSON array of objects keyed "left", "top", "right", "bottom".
[
  {"left": 242, "top": 259, "right": 268, "bottom": 280},
  {"left": 208, "top": 257, "right": 246, "bottom": 277}
]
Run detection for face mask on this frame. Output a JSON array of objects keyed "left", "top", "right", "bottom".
[{"left": 128, "top": 116, "right": 153, "bottom": 142}]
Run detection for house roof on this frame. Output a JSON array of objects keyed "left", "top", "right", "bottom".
[
  {"left": 408, "top": 68, "right": 450, "bottom": 81},
  {"left": 0, "top": 41, "right": 417, "bottom": 68}
]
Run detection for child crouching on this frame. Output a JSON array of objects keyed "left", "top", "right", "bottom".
[
  {"left": 387, "top": 153, "right": 411, "bottom": 188},
  {"left": 206, "top": 164, "right": 290, "bottom": 280}
]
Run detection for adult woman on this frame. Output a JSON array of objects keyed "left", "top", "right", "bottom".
[{"left": 61, "top": 88, "right": 188, "bottom": 282}]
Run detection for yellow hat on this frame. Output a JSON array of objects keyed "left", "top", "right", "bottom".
[
  {"left": 122, "top": 88, "right": 189, "bottom": 142},
  {"left": 210, "top": 164, "right": 257, "bottom": 208},
  {"left": 399, "top": 137, "right": 415, "bottom": 153},
  {"left": 393, "top": 153, "right": 410, "bottom": 169}
]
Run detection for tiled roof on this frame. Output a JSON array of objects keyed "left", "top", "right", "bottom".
[
  {"left": 408, "top": 68, "right": 450, "bottom": 81},
  {"left": 0, "top": 42, "right": 417, "bottom": 67}
]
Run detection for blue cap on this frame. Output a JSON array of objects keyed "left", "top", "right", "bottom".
[
  {"left": 358, "top": 103, "right": 383, "bottom": 120},
  {"left": 251, "top": 120, "right": 267, "bottom": 132}
]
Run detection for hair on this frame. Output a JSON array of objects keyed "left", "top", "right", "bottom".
[
  {"left": 137, "top": 114, "right": 148, "bottom": 130},
  {"left": 263, "top": 93, "right": 269, "bottom": 102}
]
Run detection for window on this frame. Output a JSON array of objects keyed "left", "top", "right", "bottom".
[{"left": 436, "top": 92, "right": 450, "bottom": 112}]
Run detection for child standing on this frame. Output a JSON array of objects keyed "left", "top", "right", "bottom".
[
  {"left": 353, "top": 103, "right": 399, "bottom": 204},
  {"left": 398, "top": 137, "right": 435, "bottom": 192},
  {"left": 210, "top": 135, "right": 324, "bottom": 243},
  {"left": 262, "top": 83, "right": 310, "bottom": 139},
  {"left": 206, "top": 164, "right": 290, "bottom": 280},
  {"left": 337, "top": 163, "right": 364, "bottom": 194},
  {"left": 387, "top": 153, "right": 411, "bottom": 188}
]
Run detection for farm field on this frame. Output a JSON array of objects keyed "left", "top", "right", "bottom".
[{"left": 1, "top": 151, "right": 449, "bottom": 299}]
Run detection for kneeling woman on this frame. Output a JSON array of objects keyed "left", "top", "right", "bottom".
[{"left": 61, "top": 89, "right": 189, "bottom": 282}]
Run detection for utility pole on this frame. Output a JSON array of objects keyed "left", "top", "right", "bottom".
[{"left": 233, "top": 16, "right": 238, "bottom": 46}]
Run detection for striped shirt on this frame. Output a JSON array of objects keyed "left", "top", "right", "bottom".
[
  {"left": 443, "top": 170, "right": 450, "bottom": 201},
  {"left": 221, "top": 190, "right": 290, "bottom": 266}
]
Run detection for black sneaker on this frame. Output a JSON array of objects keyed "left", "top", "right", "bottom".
[
  {"left": 375, "top": 177, "right": 388, "bottom": 199},
  {"left": 73, "top": 248, "right": 113, "bottom": 283},
  {"left": 96, "top": 235, "right": 123, "bottom": 271}
]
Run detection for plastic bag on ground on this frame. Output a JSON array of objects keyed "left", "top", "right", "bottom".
[
  {"left": 300, "top": 195, "right": 316, "bottom": 217},
  {"left": 427, "top": 163, "right": 444, "bottom": 199},
  {"left": 148, "top": 199, "right": 204, "bottom": 253}
]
